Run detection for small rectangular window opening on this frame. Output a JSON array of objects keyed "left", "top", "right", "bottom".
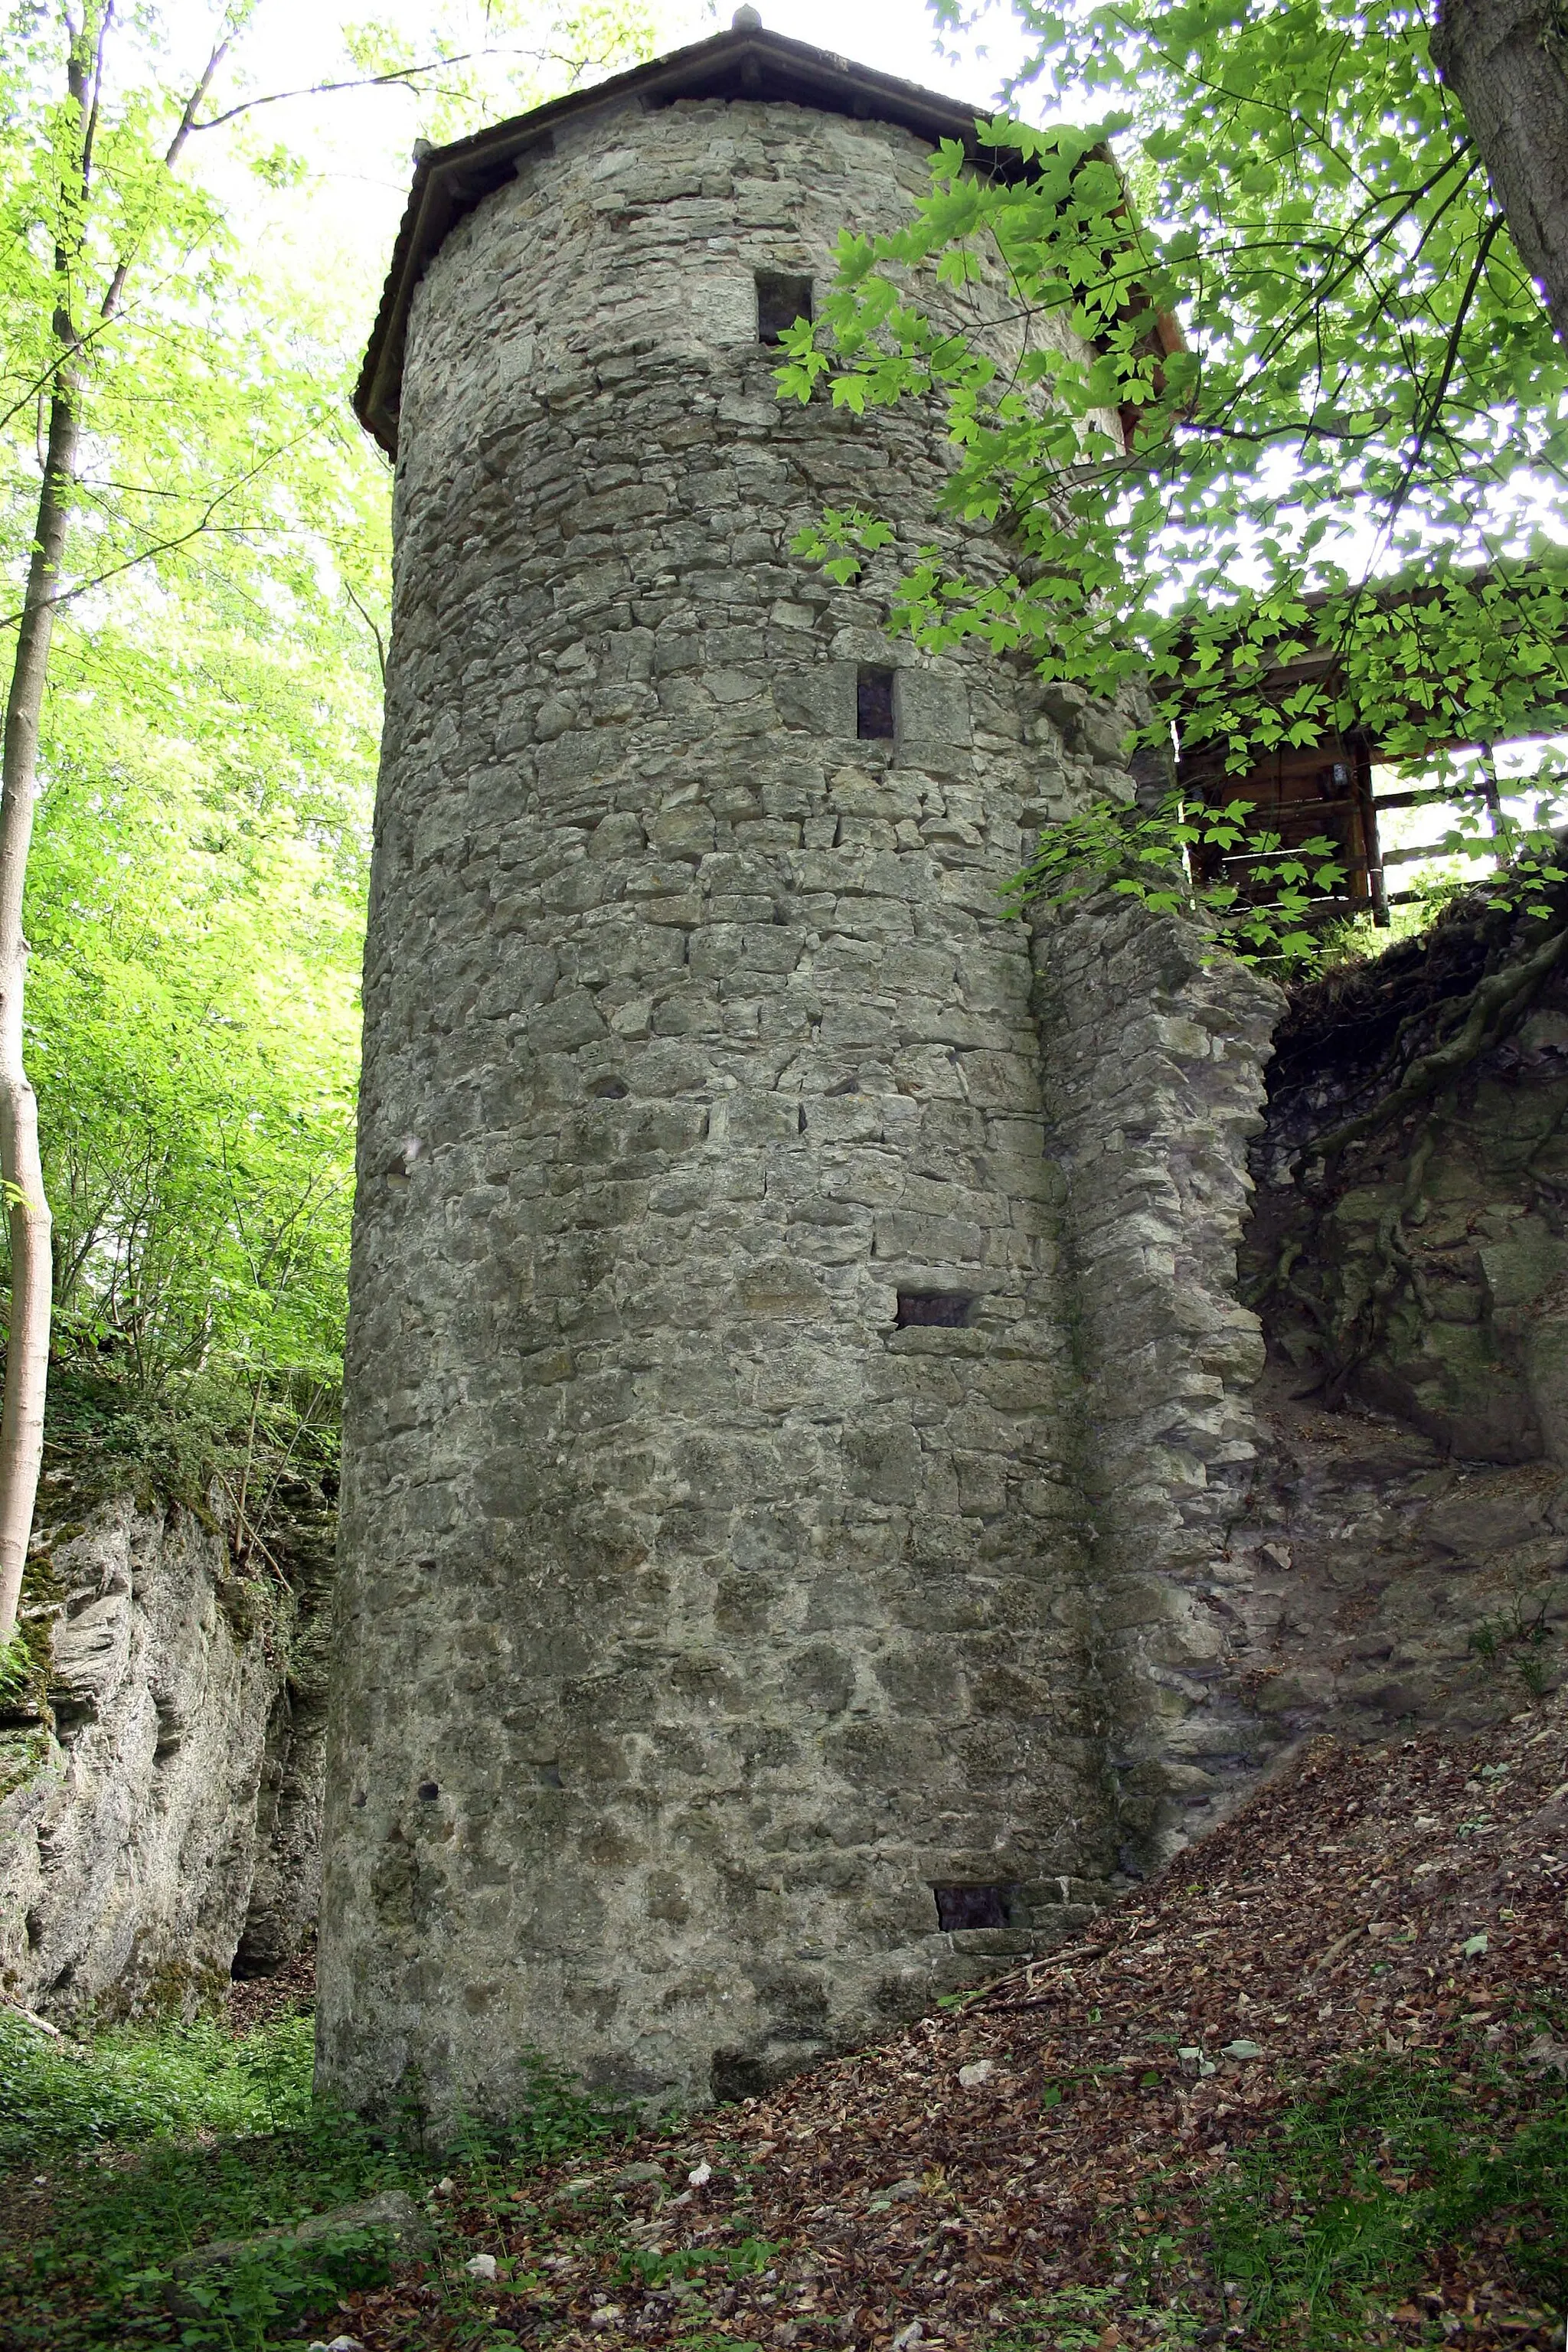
[
  {"left": 756, "top": 271, "right": 813, "bottom": 347},
  {"left": 857, "top": 665, "right": 896, "bottom": 740},
  {"left": 933, "top": 1883, "right": 1014, "bottom": 1932},
  {"left": 897, "top": 1291, "right": 973, "bottom": 1329}
]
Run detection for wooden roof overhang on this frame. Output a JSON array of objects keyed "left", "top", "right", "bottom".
[
  {"left": 354, "top": 23, "right": 1049, "bottom": 457},
  {"left": 1173, "top": 571, "right": 1568, "bottom": 770},
  {"left": 353, "top": 19, "right": 1179, "bottom": 459},
  {"left": 1172, "top": 571, "right": 1568, "bottom": 918}
]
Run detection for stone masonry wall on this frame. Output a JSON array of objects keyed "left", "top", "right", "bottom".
[
  {"left": 1029, "top": 887, "right": 1568, "bottom": 1878},
  {"left": 1030, "top": 898, "right": 1288, "bottom": 1865},
  {"left": 319, "top": 93, "right": 1145, "bottom": 2118}
]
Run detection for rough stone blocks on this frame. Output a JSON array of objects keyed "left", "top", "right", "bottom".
[{"left": 318, "top": 89, "right": 1199, "bottom": 2118}]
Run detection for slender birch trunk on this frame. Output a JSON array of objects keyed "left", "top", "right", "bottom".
[
  {"left": 0, "top": 18, "right": 92, "bottom": 1645},
  {"left": 1432, "top": 0, "right": 1568, "bottom": 344},
  {"left": 0, "top": 5, "right": 228, "bottom": 1644},
  {"left": 0, "top": 410, "right": 69, "bottom": 1642}
]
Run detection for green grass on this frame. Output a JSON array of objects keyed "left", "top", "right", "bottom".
[
  {"left": 0, "top": 2008, "right": 639, "bottom": 2350},
  {"left": 1203, "top": 2045, "right": 1568, "bottom": 2346},
  {"left": 11, "top": 2007, "right": 1566, "bottom": 2352},
  {"left": 0, "top": 2011, "right": 321, "bottom": 2161}
]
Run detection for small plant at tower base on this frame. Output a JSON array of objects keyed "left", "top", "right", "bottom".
[{"left": 1471, "top": 1596, "right": 1560, "bottom": 1704}]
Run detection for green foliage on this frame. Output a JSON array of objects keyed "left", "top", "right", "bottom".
[
  {"left": 0, "top": 2, "right": 393, "bottom": 1417},
  {"left": 1468, "top": 1595, "right": 1558, "bottom": 1703},
  {"left": 1002, "top": 777, "right": 1568, "bottom": 963},
  {"left": 1204, "top": 2049, "right": 1568, "bottom": 2343},
  {"left": 27, "top": 626, "right": 368, "bottom": 1392},
  {"left": 0, "top": 10, "right": 390, "bottom": 701},
  {"left": 0, "top": 1625, "right": 31, "bottom": 1705},
  {"left": 614, "top": 2237, "right": 781, "bottom": 2292},
  {"left": 0, "top": 1607, "right": 52, "bottom": 1793},
  {"left": 0, "top": 2009, "right": 318, "bottom": 2165},
  {"left": 1007, "top": 786, "right": 1347, "bottom": 962},
  {"left": 0, "top": 2010, "right": 417, "bottom": 2350},
  {"left": 334, "top": 0, "right": 659, "bottom": 145},
  {"left": 0, "top": 2007, "right": 641, "bottom": 2350},
  {"left": 783, "top": 0, "right": 1568, "bottom": 959},
  {"left": 995, "top": 2282, "right": 1201, "bottom": 2347},
  {"left": 38, "top": 1357, "right": 337, "bottom": 1522}
]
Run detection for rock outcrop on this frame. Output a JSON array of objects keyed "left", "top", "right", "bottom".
[
  {"left": 1232, "top": 889, "right": 1568, "bottom": 1748},
  {"left": 0, "top": 1481, "right": 332, "bottom": 2020}
]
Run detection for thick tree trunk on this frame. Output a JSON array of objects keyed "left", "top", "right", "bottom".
[
  {"left": 0, "top": 384, "right": 74, "bottom": 1644},
  {"left": 1432, "top": 0, "right": 1568, "bottom": 344}
]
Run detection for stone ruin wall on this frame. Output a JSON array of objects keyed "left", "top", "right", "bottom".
[
  {"left": 1028, "top": 899, "right": 1289, "bottom": 1864},
  {"left": 316, "top": 74, "right": 1568, "bottom": 2121},
  {"left": 1030, "top": 884, "right": 1568, "bottom": 1890},
  {"left": 318, "top": 92, "right": 1149, "bottom": 2119}
]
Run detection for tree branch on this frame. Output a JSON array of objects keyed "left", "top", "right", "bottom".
[{"left": 186, "top": 47, "right": 512, "bottom": 135}]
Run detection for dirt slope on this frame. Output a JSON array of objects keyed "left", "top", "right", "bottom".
[{"left": 352, "top": 1694, "right": 1568, "bottom": 2352}]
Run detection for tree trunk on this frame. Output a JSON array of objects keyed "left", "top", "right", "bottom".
[
  {"left": 0, "top": 10, "right": 233, "bottom": 1644},
  {"left": 1432, "top": 0, "right": 1568, "bottom": 345},
  {"left": 0, "top": 381, "right": 74, "bottom": 1644}
]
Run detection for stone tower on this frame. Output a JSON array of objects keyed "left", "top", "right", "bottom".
[{"left": 318, "top": 15, "right": 1177, "bottom": 2119}]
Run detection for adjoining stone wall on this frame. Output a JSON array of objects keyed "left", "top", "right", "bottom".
[
  {"left": 1030, "top": 898, "right": 1289, "bottom": 1865},
  {"left": 1027, "top": 890, "right": 1568, "bottom": 1851},
  {"left": 321, "top": 93, "right": 1144, "bottom": 2120},
  {"left": 0, "top": 1491, "right": 328, "bottom": 2020},
  {"left": 1235, "top": 898, "right": 1568, "bottom": 1743}
]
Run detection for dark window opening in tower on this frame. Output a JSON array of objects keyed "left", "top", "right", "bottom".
[
  {"left": 933, "top": 1883, "right": 1014, "bottom": 1931},
  {"left": 756, "top": 271, "right": 814, "bottom": 345},
  {"left": 857, "top": 665, "right": 896, "bottom": 740},
  {"left": 897, "top": 1291, "right": 973, "bottom": 1328}
]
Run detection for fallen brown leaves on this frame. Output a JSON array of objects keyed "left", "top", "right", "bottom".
[
  {"left": 343, "top": 1695, "right": 1568, "bottom": 2352},
  {"left": 227, "top": 1948, "right": 317, "bottom": 2037}
]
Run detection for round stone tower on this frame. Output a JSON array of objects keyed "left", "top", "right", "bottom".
[{"left": 320, "top": 15, "right": 1135, "bottom": 2118}]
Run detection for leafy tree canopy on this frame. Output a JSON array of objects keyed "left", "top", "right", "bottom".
[
  {"left": 0, "top": 0, "right": 658, "bottom": 1435},
  {"left": 782, "top": 0, "right": 1568, "bottom": 954}
]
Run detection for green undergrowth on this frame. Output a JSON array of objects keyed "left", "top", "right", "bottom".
[
  {"left": 1201, "top": 2043, "right": 1568, "bottom": 2346},
  {"left": 0, "top": 2007, "right": 640, "bottom": 2350},
  {"left": 1002, "top": 2036, "right": 1568, "bottom": 2350},
  {"left": 39, "top": 1356, "right": 341, "bottom": 1521},
  {"left": 0, "top": 2011, "right": 322, "bottom": 2162},
  {"left": 7, "top": 2007, "right": 1566, "bottom": 2352},
  {"left": 1104, "top": 2038, "right": 1568, "bottom": 2350}
]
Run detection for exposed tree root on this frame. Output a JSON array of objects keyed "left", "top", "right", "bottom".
[{"left": 1310, "top": 920, "right": 1568, "bottom": 1169}]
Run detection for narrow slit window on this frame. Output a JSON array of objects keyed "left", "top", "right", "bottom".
[
  {"left": 857, "top": 665, "right": 896, "bottom": 740},
  {"left": 756, "top": 271, "right": 813, "bottom": 347},
  {"left": 897, "top": 1291, "right": 973, "bottom": 1329},
  {"left": 933, "top": 1884, "right": 1013, "bottom": 1932}
]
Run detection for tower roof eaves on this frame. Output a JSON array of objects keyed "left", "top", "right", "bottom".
[{"left": 354, "top": 23, "right": 1023, "bottom": 456}]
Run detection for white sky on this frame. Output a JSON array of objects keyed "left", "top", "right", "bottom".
[
  {"left": 168, "top": 0, "right": 1564, "bottom": 875},
  {"left": 182, "top": 0, "right": 1034, "bottom": 347}
]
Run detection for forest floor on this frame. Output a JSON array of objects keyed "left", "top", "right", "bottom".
[{"left": 2, "top": 1692, "right": 1565, "bottom": 2352}]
